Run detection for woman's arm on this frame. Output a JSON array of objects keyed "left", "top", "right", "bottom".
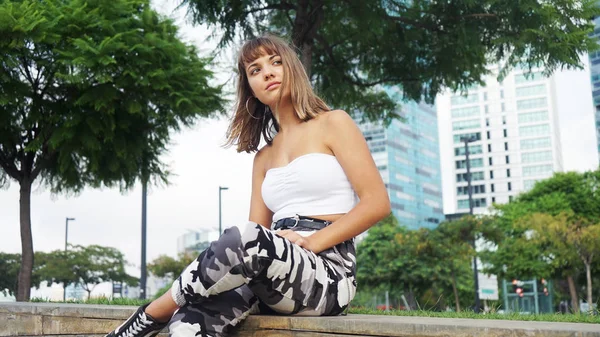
[
  {"left": 248, "top": 147, "right": 274, "bottom": 228},
  {"left": 278, "top": 110, "right": 391, "bottom": 253}
]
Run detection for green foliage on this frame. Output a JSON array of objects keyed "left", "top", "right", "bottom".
[
  {"left": 148, "top": 252, "right": 195, "bottom": 280},
  {"left": 0, "top": 0, "right": 224, "bottom": 300},
  {"left": 33, "top": 245, "right": 138, "bottom": 299},
  {"left": 0, "top": 253, "right": 20, "bottom": 296},
  {"left": 0, "top": 0, "right": 224, "bottom": 191},
  {"left": 181, "top": 0, "right": 599, "bottom": 122}
]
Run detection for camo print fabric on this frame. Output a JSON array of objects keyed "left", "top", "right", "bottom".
[{"left": 168, "top": 221, "right": 357, "bottom": 337}]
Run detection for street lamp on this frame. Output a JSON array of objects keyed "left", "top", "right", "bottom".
[
  {"left": 219, "top": 186, "right": 229, "bottom": 236},
  {"left": 65, "top": 217, "right": 75, "bottom": 252},
  {"left": 461, "top": 136, "right": 481, "bottom": 314},
  {"left": 64, "top": 217, "right": 75, "bottom": 301}
]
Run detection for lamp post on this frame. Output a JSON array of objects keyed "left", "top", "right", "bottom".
[
  {"left": 65, "top": 217, "right": 75, "bottom": 252},
  {"left": 64, "top": 217, "right": 75, "bottom": 301},
  {"left": 140, "top": 178, "right": 148, "bottom": 300},
  {"left": 462, "top": 136, "right": 481, "bottom": 314},
  {"left": 219, "top": 186, "right": 229, "bottom": 236}
]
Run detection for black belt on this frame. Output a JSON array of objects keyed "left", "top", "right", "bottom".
[{"left": 272, "top": 215, "right": 332, "bottom": 231}]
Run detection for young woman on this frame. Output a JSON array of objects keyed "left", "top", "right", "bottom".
[{"left": 106, "top": 34, "right": 390, "bottom": 337}]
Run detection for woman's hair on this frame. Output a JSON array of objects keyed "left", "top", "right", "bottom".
[{"left": 225, "top": 34, "right": 330, "bottom": 153}]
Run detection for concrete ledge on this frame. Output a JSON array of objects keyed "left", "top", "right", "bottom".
[{"left": 1, "top": 302, "right": 599, "bottom": 336}]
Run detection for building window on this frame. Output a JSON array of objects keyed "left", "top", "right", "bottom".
[
  {"left": 488, "top": 144, "right": 492, "bottom": 152},
  {"left": 516, "top": 84, "right": 546, "bottom": 97},
  {"left": 488, "top": 157, "right": 492, "bottom": 165},
  {"left": 487, "top": 131, "right": 491, "bottom": 139},
  {"left": 457, "top": 185, "right": 486, "bottom": 195},
  {"left": 452, "top": 106, "right": 480, "bottom": 118},
  {"left": 492, "top": 197, "right": 496, "bottom": 203},
  {"left": 455, "top": 145, "right": 483, "bottom": 156},
  {"left": 501, "top": 102, "right": 506, "bottom": 112},
  {"left": 486, "top": 118, "right": 490, "bottom": 126},
  {"left": 490, "top": 170, "right": 494, "bottom": 179},
  {"left": 500, "top": 89, "right": 504, "bottom": 99},
  {"left": 517, "top": 97, "right": 548, "bottom": 110},
  {"left": 515, "top": 71, "right": 544, "bottom": 84},
  {"left": 503, "top": 129, "right": 508, "bottom": 137},
  {"left": 508, "top": 182, "right": 512, "bottom": 191},
  {"left": 521, "top": 137, "right": 551, "bottom": 150},
  {"left": 507, "top": 169, "right": 511, "bottom": 177},
  {"left": 453, "top": 119, "right": 481, "bottom": 131},
  {"left": 502, "top": 116, "right": 507, "bottom": 125},
  {"left": 519, "top": 124, "right": 550, "bottom": 137},
  {"left": 484, "top": 92, "right": 488, "bottom": 101},
  {"left": 519, "top": 110, "right": 549, "bottom": 123},
  {"left": 457, "top": 198, "right": 487, "bottom": 209},
  {"left": 485, "top": 105, "right": 489, "bottom": 114},
  {"left": 456, "top": 158, "right": 484, "bottom": 169},
  {"left": 505, "top": 155, "right": 510, "bottom": 164},
  {"left": 456, "top": 171, "right": 485, "bottom": 182},
  {"left": 453, "top": 132, "right": 481, "bottom": 144},
  {"left": 491, "top": 184, "right": 495, "bottom": 192},
  {"left": 522, "top": 150, "right": 553, "bottom": 163},
  {"left": 504, "top": 142, "right": 508, "bottom": 151},
  {"left": 509, "top": 195, "right": 514, "bottom": 202},
  {"left": 524, "top": 179, "right": 539, "bottom": 190},
  {"left": 523, "top": 164, "right": 554, "bottom": 177},
  {"left": 451, "top": 93, "right": 479, "bottom": 105}
]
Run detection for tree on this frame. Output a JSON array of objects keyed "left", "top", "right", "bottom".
[
  {"left": 0, "top": 0, "right": 224, "bottom": 301},
  {"left": 148, "top": 252, "right": 196, "bottom": 280},
  {"left": 0, "top": 253, "right": 20, "bottom": 296},
  {"left": 357, "top": 214, "right": 437, "bottom": 310},
  {"left": 484, "top": 170, "right": 600, "bottom": 313},
  {"left": 36, "top": 245, "right": 138, "bottom": 300},
  {"left": 525, "top": 213, "right": 600, "bottom": 311},
  {"left": 181, "top": 0, "right": 599, "bottom": 122}
]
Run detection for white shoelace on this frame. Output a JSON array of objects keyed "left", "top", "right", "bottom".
[{"left": 116, "top": 312, "right": 154, "bottom": 337}]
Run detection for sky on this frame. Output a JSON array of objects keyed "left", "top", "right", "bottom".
[{"left": 1, "top": 0, "right": 599, "bottom": 297}]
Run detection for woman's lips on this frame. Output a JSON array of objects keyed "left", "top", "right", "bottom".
[{"left": 266, "top": 82, "right": 281, "bottom": 91}]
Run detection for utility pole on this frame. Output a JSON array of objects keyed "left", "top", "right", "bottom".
[{"left": 463, "top": 137, "right": 481, "bottom": 314}]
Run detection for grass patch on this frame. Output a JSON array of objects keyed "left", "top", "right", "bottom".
[{"left": 349, "top": 307, "right": 600, "bottom": 324}]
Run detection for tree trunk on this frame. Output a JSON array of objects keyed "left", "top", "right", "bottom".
[
  {"left": 291, "top": 0, "right": 324, "bottom": 78},
  {"left": 451, "top": 270, "right": 461, "bottom": 312},
  {"left": 567, "top": 275, "right": 580, "bottom": 313},
  {"left": 16, "top": 179, "right": 33, "bottom": 301},
  {"left": 584, "top": 262, "right": 593, "bottom": 312}
]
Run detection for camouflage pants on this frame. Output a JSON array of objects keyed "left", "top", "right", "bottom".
[{"left": 168, "top": 221, "right": 357, "bottom": 337}]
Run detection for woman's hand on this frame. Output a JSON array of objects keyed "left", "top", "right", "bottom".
[{"left": 275, "top": 230, "right": 317, "bottom": 253}]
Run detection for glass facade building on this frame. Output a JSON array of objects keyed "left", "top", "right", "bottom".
[
  {"left": 358, "top": 88, "right": 444, "bottom": 230},
  {"left": 589, "top": 15, "right": 600, "bottom": 156}
]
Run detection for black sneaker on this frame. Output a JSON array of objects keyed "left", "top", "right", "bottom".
[{"left": 106, "top": 303, "right": 168, "bottom": 337}]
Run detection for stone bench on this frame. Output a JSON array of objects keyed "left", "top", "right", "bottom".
[{"left": 1, "top": 302, "right": 599, "bottom": 336}]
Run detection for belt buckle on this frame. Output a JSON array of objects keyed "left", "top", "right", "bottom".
[{"left": 289, "top": 214, "right": 300, "bottom": 229}]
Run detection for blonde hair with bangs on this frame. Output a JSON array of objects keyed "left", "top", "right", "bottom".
[{"left": 225, "top": 34, "right": 330, "bottom": 153}]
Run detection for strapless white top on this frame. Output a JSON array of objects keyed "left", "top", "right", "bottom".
[{"left": 261, "top": 153, "right": 359, "bottom": 222}]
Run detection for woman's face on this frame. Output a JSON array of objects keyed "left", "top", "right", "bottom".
[{"left": 244, "top": 50, "right": 289, "bottom": 107}]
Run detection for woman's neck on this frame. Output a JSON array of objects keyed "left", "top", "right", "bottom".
[{"left": 272, "top": 99, "right": 301, "bottom": 132}]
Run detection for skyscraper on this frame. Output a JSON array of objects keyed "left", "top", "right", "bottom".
[
  {"left": 589, "top": 15, "right": 600, "bottom": 157},
  {"left": 437, "top": 65, "right": 564, "bottom": 215},
  {"left": 359, "top": 88, "right": 444, "bottom": 230}
]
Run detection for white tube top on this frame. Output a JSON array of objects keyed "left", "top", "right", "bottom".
[{"left": 261, "top": 153, "right": 359, "bottom": 222}]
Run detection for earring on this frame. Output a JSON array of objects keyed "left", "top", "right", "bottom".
[{"left": 245, "top": 97, "right": 260, "bottom": 119}]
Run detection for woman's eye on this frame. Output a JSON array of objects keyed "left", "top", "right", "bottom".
[
  {"left": 250, "top": 68, "right": 260, "bottom": 75},
  {"left": 273, "top": 60, "right": 282, "bottom": 65}
]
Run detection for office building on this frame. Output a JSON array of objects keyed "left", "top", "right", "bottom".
[
  {"left": 437, "top": 65, "right": 564, "bottom": 215},
  {"left": 359, "top": 88, "right": 444, "bottom": 230}
]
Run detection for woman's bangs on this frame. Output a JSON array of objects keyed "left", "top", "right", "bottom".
[{"left": 240, "top": 38, "right": 280, "bottom": 66}]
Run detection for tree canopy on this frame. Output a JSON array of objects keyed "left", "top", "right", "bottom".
[
  {"left": 0, "top": 0, "right": 225, "bottom": 300},
  {"left": 181, "top": 0, "right": 599, "bottom": 122}
]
